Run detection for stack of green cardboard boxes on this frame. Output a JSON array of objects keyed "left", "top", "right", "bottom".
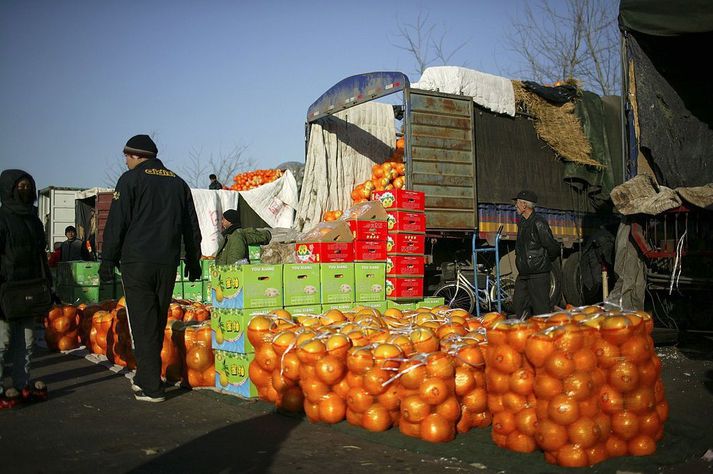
[
  {"left": 56, "top": 261, "right": 117, "bottom": 305},
  {"left": 208, "top": 262, "right": 451, "bottom": 399},
  {"left": 173, "top": 261, "right": 209, "bottom": 302}
]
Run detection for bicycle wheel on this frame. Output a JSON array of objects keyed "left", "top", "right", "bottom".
[
  {"left": 489, "top": 276, "right": 515, "bottom": 314},
  {"left": 433, "top": 282, "right": 476, "bottom": 314}
]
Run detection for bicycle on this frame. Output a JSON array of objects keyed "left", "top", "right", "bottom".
[{"left": 432, "top": 262, "right": 515, "bottom": 315}]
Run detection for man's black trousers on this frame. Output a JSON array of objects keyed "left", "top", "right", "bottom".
[
  {"left": 121, "top": 262, "right": 175, "bottom": 397},
  {"left": 512, "top": 272, "right": 552, "bottom": 318}
]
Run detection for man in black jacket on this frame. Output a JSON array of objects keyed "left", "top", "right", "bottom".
[
  {"left": 512, "top": 190, "right": 561, "bottom": 319},
  {"left": 59, "top": 225, "right": 89, "bottom": 262},
  {"left": 100, "top": 135, "right": 202, "bottom": 402}
]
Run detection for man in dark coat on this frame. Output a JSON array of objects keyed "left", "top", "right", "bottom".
[
  {"left": 0, "top": 170, "right": 51, "bottom": 408},
  {"left": 208, "top": 174, "right": 223, "bottom": 190},
  {"left": 512, "top": 190, "right": 561, "bottom": 318},
  {"left": 100, "top": 135, "right": 202, "bottom": 402},
  {"left": 60, "top": 225, "right": 89, "bottom": 261}
]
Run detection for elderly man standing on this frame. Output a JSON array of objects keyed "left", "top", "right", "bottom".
[{"left": 512, "top": 190, "right": 561, "bottom": 319}]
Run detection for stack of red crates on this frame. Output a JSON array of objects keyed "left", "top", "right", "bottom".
[
  {"left": 346, "top": 202, "right": 388, "bottom": 262},
  {"left": 373, "top": 189, "right": 426, "bottom": 300}
]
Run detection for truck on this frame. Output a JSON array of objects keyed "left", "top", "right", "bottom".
[
  {"left": 37, "top": 186, "right": 85, "bottom": 250},
  {"left": 613, "top": 0, "right": 713, "bottom": 330},
  {"left": 298, "top": 69, "right": 624, "bottom": 313}
]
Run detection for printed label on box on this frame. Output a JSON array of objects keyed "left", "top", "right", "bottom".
[
  {"left": 214, "top": 350, "right": 259, "bottom": 399},
  {"left": 386, "top": 233, "right": 426, "bottom": 254},
  {"left": 295, "top": 242, "right": 354, "bottom": 263},
  {"left": 385, "top": 276, "right": 424, "bottom": 299},
  {"left": 386, "top": 211, "right": 426, "bottom": 233},
  {"left": 386, "top": 255, "right": 425, "bottom": 276},
  {"left": 372, "top": 189, "right": 425, "bottom": 211},
  {"left": 354, "top": 240, "right": 387, "bottom": 262},
  {"left": 283, "top": 264, "right": 321, "bottom": 306},
  {"left": 211, "top": 307, "right": 280, "bottom": 352},
  {"left": 210, "top": 264, "right": 283, "bottom": 309},
  {"left": 319, "top": 263, "right": 355, "bottom": 304},
  {"left": 355, "top": 263, "right": 386, "bottom": 302},
  {"left": 348, "top": 220, "right": 388, "bottom": 241}
]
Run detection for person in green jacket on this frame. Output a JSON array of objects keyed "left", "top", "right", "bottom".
[{"left": 215, "top": 209, "right": 271, "bottom": 265}]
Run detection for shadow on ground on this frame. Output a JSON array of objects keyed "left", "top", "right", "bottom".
[{"left": 128, "top": 412, "right": 301, "bottom": 474}]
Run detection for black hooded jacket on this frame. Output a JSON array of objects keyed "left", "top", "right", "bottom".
[
  {"left": 515, "top": 211, "right": 562, "bottom": 276},
  {"left": 102, "top": 159, "right": 202, "bottom": 267},
  {"left": 0, "top": 170, "right": 52, "bottom": 315}
]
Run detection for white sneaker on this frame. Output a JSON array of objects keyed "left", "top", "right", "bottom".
[{"left": 134, "top": 390, "right": 166, "bottom": 403}]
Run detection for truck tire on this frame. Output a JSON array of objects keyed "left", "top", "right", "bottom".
[
  {"left": 433, "top": 282, "right": 476, "bottom": 314},
  {"left": 561, "top": 252, "right": 599, "bottom": 306},
  {"left": 550, "top": 259, "right": 563, "bottom": 308}
]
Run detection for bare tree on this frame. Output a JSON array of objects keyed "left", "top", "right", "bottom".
[
  {"left": 179, "top": 144, "right": 253, "bottom": 189},
  {"left": 392, "top": 12, "right": 469, "bottom": 78},
  {"left": 103, "top": 156, "right": 126, "bottom": 187},
  {"left": 506, "top": 0, "right": 620, "bottom": 95}
]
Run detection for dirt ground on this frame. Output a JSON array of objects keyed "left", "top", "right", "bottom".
[{"left": 1, "top": 334, "right": 712, "bottom": 473}]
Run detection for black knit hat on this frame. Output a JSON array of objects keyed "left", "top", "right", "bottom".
[
  {"left": 123, "top": 134, "right": 158, "bottom": 158},
  {"left": 512, "top": 190, "right": 538, "bottom": 203},
  {"left": 223, "top": 209, "right": 240, "bottom": 225}
]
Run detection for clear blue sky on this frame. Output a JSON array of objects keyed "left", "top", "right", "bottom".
[{"left": 1, "top": 0, "right": 556, "bottom": 191}]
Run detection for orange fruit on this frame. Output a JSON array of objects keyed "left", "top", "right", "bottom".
[
  {"left": 461, "top": 387, "right": 488, "bottom": 413},
  {"left": 556, "top": 443, "right": 589, "bottom": 468},
  {"left": 525, "top": 333, "right": 556, "bottom": 368},
  {"left": 605, "top": 435, "right": 628, "bottom": 458},
  {"left": 628, "top": 434, "right": 656, "bottom": 456},
  {"left": 486, "top": 368, "right": 511, "bottom": 394},
  {"left": 492, "top": 410, "right": 516, "bottom": 436},
  {"left": 639, "top": 410, "right": 662, "bottom": 436},
  {"left": 535, "top": 419, "right": 568, "bottom": 451},
  {"left": 420, "top": 413, "right": 455, "bottom": 443},
  {"left": 534, "top": 373, "right": 564, "bottom": 400},
  {"left": 548, "top": 394, "right": 580, "bottom": 425},
  {"left": 346, "top": 386, "right": 373, "bottom": 413},
  {"left": 362, "top": 367, "right": 392, "bottom": 396},
  {"left": 490, "top": 344, "right": 522, "bottom": 374},
  {"left": 436, "top": 396, "right": 461, "bottom": 422},
  {"left": 362, "top": 403, "right": 392, "bottom": 432},
  {"left": 419, "top": 377, "right": 450, "bottom": 406},
  {"left": 611, "top": 410, "right": 640, "bottom": 440},
  {"left": 514, "top": 407, "right": 538, "bottom": 437},
  {"left": 318, "top": 392, "right": 346, "bottom": 424},
  {"left": 599, "top": 384, "right": 625, "bottom": 414},
  {"left": 545, "top": 350, "right": 575, "bottom": 379},
  {"left": 506, "top": 431, "right": 537, "bottom": 453},
  {"left": 509, "top": 368, "right": 535, "bottom": 396},
  {"left": 608, "top": 360, "right": 640, "bottom": 393},
  {"left": 563, "top": 371, "right": 594, "bottom": 401},
  {"left": 567, "top": 416, "right": 601, "bottom": 448}
]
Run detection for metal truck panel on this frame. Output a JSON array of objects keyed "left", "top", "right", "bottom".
[
  {"left": 406, "top": 89, "right": 476, "bottom": 231},
  {"left": 38, "top": 186, "right": 84, "bottom": 249}
]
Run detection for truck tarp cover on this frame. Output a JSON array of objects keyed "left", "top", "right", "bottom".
[{"left": 620, "top": 0, "right": 713, "bottom": 188}]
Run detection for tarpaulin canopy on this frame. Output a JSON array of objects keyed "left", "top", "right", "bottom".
[{"left": 619, "top": 0, "right": 713, "bottom": 36}]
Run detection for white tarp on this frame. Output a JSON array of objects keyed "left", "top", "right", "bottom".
[
  {"left": 294, "top": 102, "right": 395, "bottom": 232},
  {"left": 75, "top": 187, "right": 114, "bottom": 199},
  {"left": 190, "top": 170, "right": 299, "bottom": 257},
  {"left": 411, "top": 66, "right": 516, "bottom": 117}
]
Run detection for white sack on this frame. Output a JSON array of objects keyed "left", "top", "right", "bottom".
[
  {"left": 239, "top": 170, "right": 299, "bottom": 228},
  {"left": 411, "top": 66, "right": 516, "bottom": 117}
]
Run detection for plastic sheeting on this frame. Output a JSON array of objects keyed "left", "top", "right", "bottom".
[
  {"left": 411, "top": 66, "right": 516, "bottom": 116},
  {"left": 295, "top": 102, "right": 395, "bottom": 232}
]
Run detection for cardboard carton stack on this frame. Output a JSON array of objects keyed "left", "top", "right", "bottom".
[
  {"left": 372, "top": 190, "right": 426, "bottom": 304},
  {"left": 57, "top": 261, "right": 116, "bottom": 305}
]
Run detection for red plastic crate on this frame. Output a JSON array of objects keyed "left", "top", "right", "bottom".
[
  {"left": 386, "top": 233, "right": 426, "bottom": 254},
  {"left": 353, "top": 240, "right": 387, "bottom": 261},
  {"left": 372, "top": 189, "right": 425, "bottom": 211},
  {"left": 386, "top": 210, "right": 426, "bottom": 233},
  {"left": 386, "top": 255, "right": 425, "bottom": 276},
  {"left": 385, "top": 276, "right": 424, "bottom": 299}
]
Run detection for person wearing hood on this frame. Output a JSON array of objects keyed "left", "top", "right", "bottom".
[
  {"left": 100, "top": 135, "right": 202, "bottom": 402},
  {"left": 214, "top": 209, "right": 271, "bottom": 265},
  {"left": 0, "top": 169, "right": 51, "bottom": 409}
]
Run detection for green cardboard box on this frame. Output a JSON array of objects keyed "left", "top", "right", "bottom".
[
  {"left": 58, "top": 261, "right": 101, "bottom": 286},
  {"left": 355, "top": 301, "right": 388, "bottom": 313},
  {"left": 283, "top": 264, "right": 321, "bottom": 306},
  {"left": 175, "top": 261, "right": 185, "bottom": 282},
  {"left": 386, "top": 300, "right": 417, "bottom": 311},
  {"left": 210, "top": 264, "right": 283, "bottom": 309},
  {"left": 202, "top": 280, "right": 211, "bottom": 304},
  {"left": 183, "top": 281, "right": 203, "bottom": 302},
  {"left": 321, "top": 303, "right": 354, "bottom": 313},
  {"left": 422, "top": 296, "right": 445, "bottom": 307},
  {"left": 201, "top": 260, "right": 214, "bottom": 280},
  {"left": 214, "top": 350, "right": 259, "bottom": 399},
  {"left": 319, "top": 263, "right": 354, "bottom": 304},
  {"left": 248, "top": 245, "right": 262, "bottom": 263},
  {"left": 172, "top": 281, "right": 184, "bottom": 300},
  {"left": 284, "top": 305, "right": 322, "bottom": 317},
  {"left": 58, "top": 284, "right": 113, "bottom": 305},
  {"left": 211, "top": 307, "right": 280, "bottom": 352},
  {"left": 355, "top": 263, "right": 386, "bottom": 302}
]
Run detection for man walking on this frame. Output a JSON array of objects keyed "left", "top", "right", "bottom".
[
  {"left": 100, "top": 134, "right": 202, "bottom": 402},
  {"left": 512, "top": 190, "right": 561, "bottom": 319}
]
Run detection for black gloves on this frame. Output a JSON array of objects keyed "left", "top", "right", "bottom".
[
  {"left": 99, "top": 261, "right": 115, "bottom": 283},
  {"left": 184, "top": 260, "right": 202, "bottom": 282}
]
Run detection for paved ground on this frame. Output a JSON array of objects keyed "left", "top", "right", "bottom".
[{"left": 1, "top": 333, "right": 712, "bottom": 474}]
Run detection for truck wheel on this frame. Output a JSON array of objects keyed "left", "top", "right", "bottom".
[
  {"left": 490, "top": 276, "right": 515, "bottom": 314},
  {"left": 561, "top": 252, "right": 599, "bottom": 306},
  {"left": 433, "top": 282, "right": 476, "bottom": 314}
]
